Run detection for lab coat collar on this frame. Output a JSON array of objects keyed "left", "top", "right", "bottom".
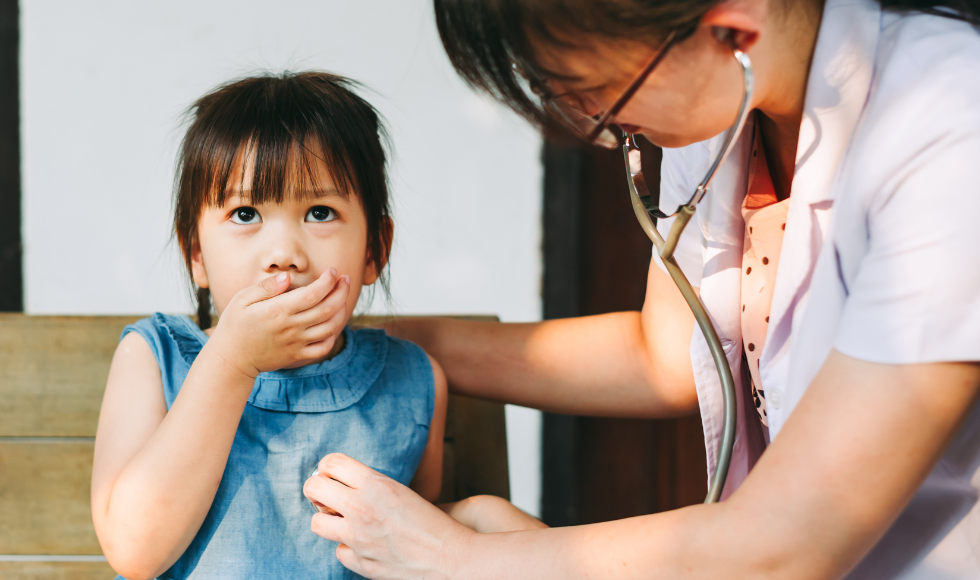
[
  {"left": 764, "top": 0, "right": 881, "bottom": 353},
  {"left": 693, "top": 0, "right": 883, "bottom": 492},
  {"left": 792, "top": 0, "right": 881, "bottom": 205}
]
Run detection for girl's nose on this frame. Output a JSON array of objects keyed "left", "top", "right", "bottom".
[{"left": 263, "top": 230, "right": 309, "bottom": 274}]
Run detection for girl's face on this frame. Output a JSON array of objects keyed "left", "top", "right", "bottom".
[{"left": 190, "top": 147, "right": 382, "bottom": 324}]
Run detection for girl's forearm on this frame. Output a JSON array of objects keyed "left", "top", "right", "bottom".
[
  {"left": 100, "top": 343, "right": 253, "bottom": 578},
  {"left": 441, "top": 495, "right": 547, "bottom": 533},
  {"left": 387, "top": 314, "right": 696, "bottom": 417}
]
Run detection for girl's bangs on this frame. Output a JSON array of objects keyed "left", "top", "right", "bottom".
[{"left": 211, "top": 134, "right": 356, "bottom": 208}]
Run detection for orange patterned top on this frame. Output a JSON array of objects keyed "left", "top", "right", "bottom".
[{"left": 741, "top": 124, "right": 789, "bottom": 432}]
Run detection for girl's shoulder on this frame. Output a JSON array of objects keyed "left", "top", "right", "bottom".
[
  {"left": 121, "top": 313, "right": 204, "bottom": 366},
  {"left": 121, "top": 313, "right": 206, "bottom": 370},
  {"left": 373, "top": 329, "right": 438, "bottom": 415},
  {"left": 372, "top": 329, "right": 434, "bottom": 377},
  {"left": 118, "top": 314, "right": 205, "bottom": 409}
]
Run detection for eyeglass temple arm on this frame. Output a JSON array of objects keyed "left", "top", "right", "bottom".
[{"left": 585, "top": 29, "right": 680, "bottom": 144}]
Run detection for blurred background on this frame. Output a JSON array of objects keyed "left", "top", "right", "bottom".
[{"left": 0, "top": 0, "right": 706, "bottom": 574}]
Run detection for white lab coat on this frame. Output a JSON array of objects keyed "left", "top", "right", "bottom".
[{"left": 656, "top": 0, "right": 980, "bottom": 577}]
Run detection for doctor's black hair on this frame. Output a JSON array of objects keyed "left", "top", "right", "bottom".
[
  {"left": 173, "top": 72, "right": 393, "bottom": 329},
  {"left": 434, "top": 0, "right": 979, "bottom": 136}
]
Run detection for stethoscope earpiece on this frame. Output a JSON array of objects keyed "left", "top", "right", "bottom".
[{"left": 712, "top": 27, "right": 740, "bottom": 49}]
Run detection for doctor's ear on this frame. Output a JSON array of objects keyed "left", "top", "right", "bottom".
[
  {"left": 701, "top": 0, "right": 764, "bottom": 52},
  {"left": 190, "top": 238, "right": 210, "bottom": 289},
  {"left": 363, "top": 217, "right": 393, "bottom": 286},
  {"left": 711, "top": 27, "right": 760, "bottom": 53}
]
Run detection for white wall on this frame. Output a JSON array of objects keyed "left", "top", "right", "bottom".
[{"left": 21, "top": 0, "right": 543, "bottom": 516}]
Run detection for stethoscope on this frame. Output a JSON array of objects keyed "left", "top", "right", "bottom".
[{"left": 623, "top": 43, "right": 754, "bottom": 503}]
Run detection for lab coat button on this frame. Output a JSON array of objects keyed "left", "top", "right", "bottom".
[{"left": 769, "top": 387, "right": 784, "bottom": 409}]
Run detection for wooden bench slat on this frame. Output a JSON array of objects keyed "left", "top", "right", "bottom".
[
  {"left": 0, "top": 315, "right": 141, "bottom": 437},
  {"left": 0, "top": 561, "right": 116, "bottom": 580},
  {"left": 0, "top": 442, "right": 103, "bottom": 554},
  {"left": 450, "top": 396, "right": 511, "bottom": 500}
]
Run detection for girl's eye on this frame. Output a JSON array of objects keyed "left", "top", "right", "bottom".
[
  {"left": 230, "top": 207, "right": 261, "bottom": 225},
  {"left": 306, "top": 206, "right": 337, "bottom": 223}
]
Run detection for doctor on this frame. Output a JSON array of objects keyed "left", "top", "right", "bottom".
[{"left": 304, "top": 0, "right": 980, "bottom": 578}]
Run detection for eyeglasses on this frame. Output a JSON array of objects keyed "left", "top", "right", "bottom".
[{"left": 527, "top": 29, "right": 681, "bottom": 150}]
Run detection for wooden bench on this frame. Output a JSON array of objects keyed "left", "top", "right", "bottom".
[{"left": 0, "top": 314, "right": 509, "bottom": 579}]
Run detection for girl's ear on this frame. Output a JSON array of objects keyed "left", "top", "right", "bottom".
[
  {"left": 363, "top": 217, "right": 394, "bottom": 286},
  {"left": 190, "top": 238, "right": 210, "bottom": 289}
]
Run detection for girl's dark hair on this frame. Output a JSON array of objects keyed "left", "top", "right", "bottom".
[
  {"left": 174, "top": 71, "right": 392, "bottom": 329},
  {"left": 434, "top": 0, "right": 979, "bottom": 131}
]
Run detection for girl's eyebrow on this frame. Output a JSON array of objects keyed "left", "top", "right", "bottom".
[
  {"left": 297, "top": 186, "right": 349, "bottom": 200},
  {"left": 221, "top": 185, "right": 348, "bottom": 203}
]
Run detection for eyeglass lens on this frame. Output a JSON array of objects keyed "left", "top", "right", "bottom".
[
  {"left": 627, "top": 134, "right": 674, "bottom": 219},
  {"left": 544, "top": 98, "right": 620, "bottom": 149}
]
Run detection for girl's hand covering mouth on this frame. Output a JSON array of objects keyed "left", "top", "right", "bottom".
[{"left": 204, "top": 268, "right": 352, "bottom": 380}]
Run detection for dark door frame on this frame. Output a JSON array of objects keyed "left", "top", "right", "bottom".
[
  {"left": 540, "top": 139, "right": 707, "bottom": 527},
  {"left": 0, "top": 0, "right": 21, "bottom": 312},
  {"left": 540, "top": 142, "right": 587, "bottom": 526}
]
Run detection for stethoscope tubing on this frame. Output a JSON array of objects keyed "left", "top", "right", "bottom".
[{"left": 623, "top": 46, "right": 754, "bottom": 504}]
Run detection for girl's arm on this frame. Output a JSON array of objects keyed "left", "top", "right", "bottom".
[
  {"left": 92, "top": 271, "right": 349, "bottom": 580},
  {"left": 92, "top": 333, "right": 255, "bottom": 580},
  {"left": 305, "top": 352, "right": 980, "bottom": 580},
  {"left": 408, "top": 354, "right": 448, "bottom": 503},
  {"left": 440, "top": 495, "right": 547, "bottom": 533},
  {"left": 385, "top": 263, "right": 699, "bottom": 418}
]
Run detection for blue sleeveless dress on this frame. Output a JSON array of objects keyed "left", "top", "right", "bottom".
[{"left": 117, "top": 313, "right": 435, "bottom": 580}]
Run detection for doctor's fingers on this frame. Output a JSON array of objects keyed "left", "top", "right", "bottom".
[
  {"left": 311, "top": 535, "right": 376, "bottom": 580},
  {"left": 334, "top": 544, "right": 371, "bottom": 579},
  {"left": 316, "top": 453, "right": 382, "bottom": 491},
  {"left": 304, "top": 472, "right": 356, "bottom": 516},
  {"left": 310, "top": 511, "right": 349, "bottom": 546}
]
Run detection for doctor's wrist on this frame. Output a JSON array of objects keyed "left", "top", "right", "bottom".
[{"left": 442, "top": 523, "right": 479, "bottom": 580}]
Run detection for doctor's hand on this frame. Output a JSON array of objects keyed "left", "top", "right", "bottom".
[{"left": 304, "top": 453, "right": 472, "bottom": 580}]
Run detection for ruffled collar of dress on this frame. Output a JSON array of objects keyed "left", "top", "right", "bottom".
[{"left": 155, "top": 313, "right": 387, "bottom": 413}]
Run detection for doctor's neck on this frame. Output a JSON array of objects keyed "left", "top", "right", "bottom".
[{"left": 745, "top": 0, "right": 825, "bottom": 199}]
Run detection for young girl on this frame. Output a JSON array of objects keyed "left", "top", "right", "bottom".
[{"left": 90, "top": 72, "right": 451, "bottom": 580}]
